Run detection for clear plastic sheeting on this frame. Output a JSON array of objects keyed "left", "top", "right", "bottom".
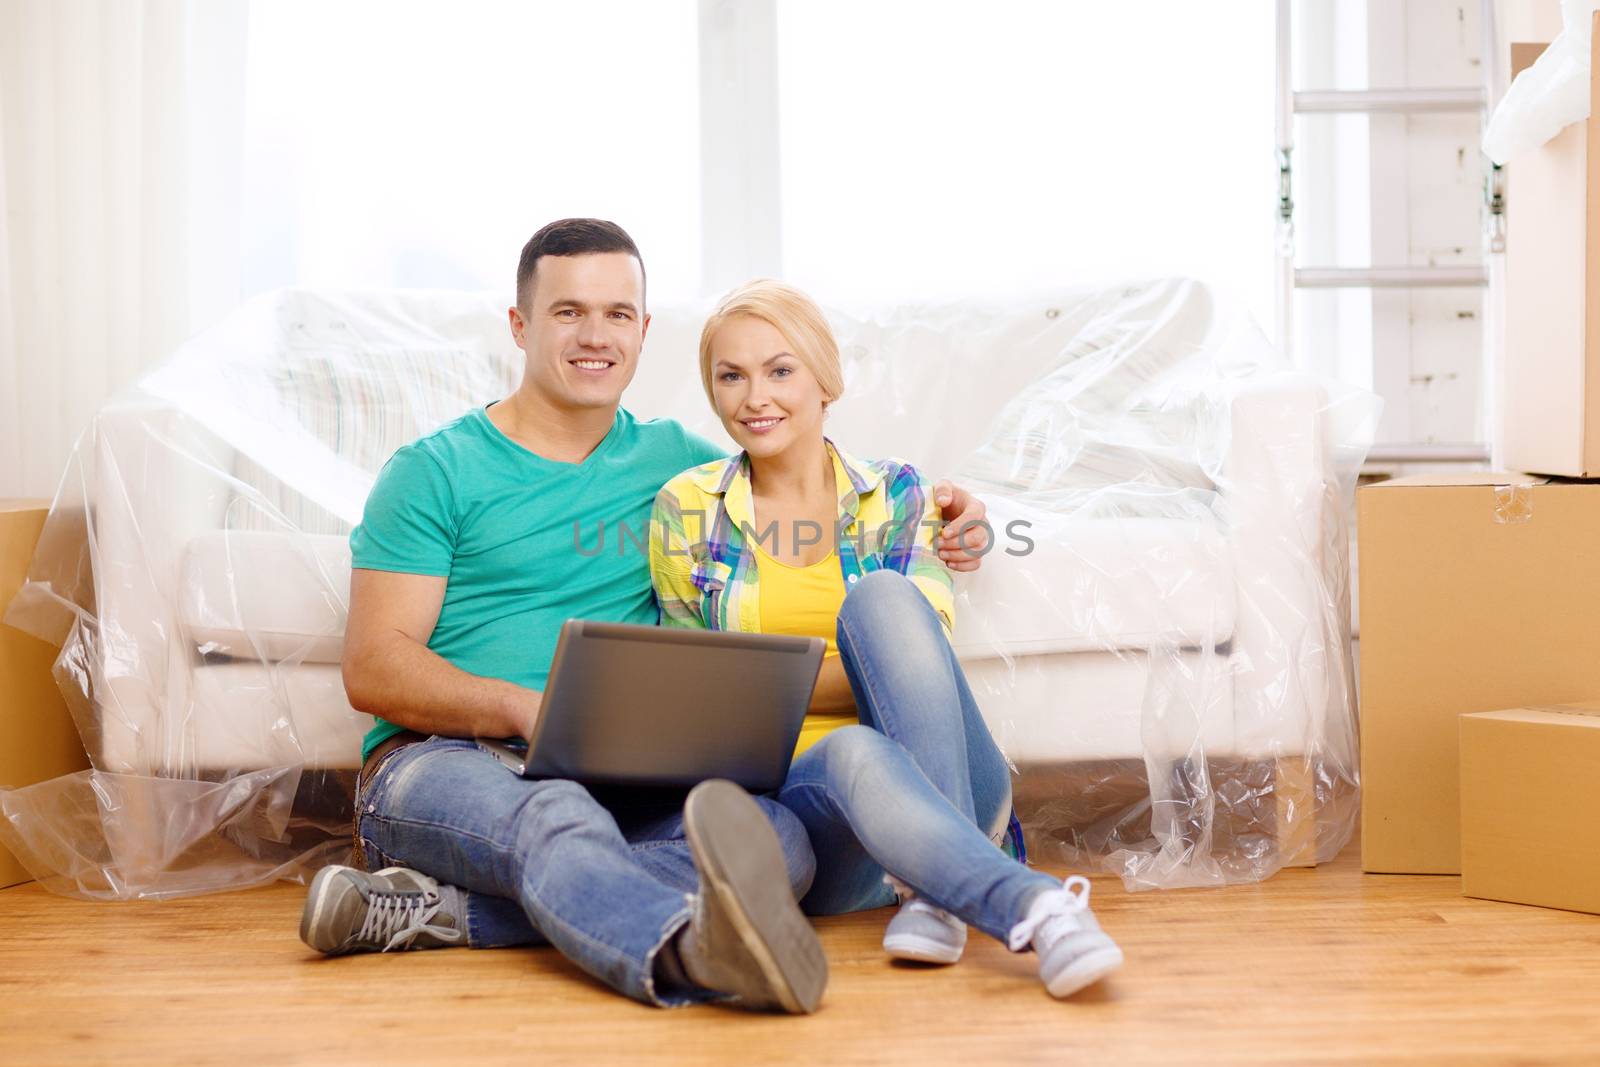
[
  {"left": 0, "top": 280, "right": 1376, "bottom": 899},
  {"left": 941, "top": 281, "right": 1375, "bottom": 889},
  {"left": 1483, "top": 1, "right": 1599, "bottom": 165}
]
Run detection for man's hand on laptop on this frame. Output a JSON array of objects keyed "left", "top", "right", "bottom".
[
  {"left": 503, "top": 686, "right": 543, "bottom": 742},
  {"left": 932, "top": 480, "right": 989, "bottom": 573}
]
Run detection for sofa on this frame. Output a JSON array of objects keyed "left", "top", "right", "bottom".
[{"left": 1, "top": 278, "right": 1372, "bottom": 897}]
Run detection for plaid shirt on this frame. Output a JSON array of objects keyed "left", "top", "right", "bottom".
[{"left": 649, "top": 440, "right": 954, "bottom": 636}]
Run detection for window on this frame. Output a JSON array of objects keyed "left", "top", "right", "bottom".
[
  {"left": 775, "top": 1, "right": 1277, "bottom": 326},
  {"left": 241, "top": 1, "right": 1278, "bottom": 329},
  {"left": 241, "top": 0, "right": 702, "bottom": 302}
]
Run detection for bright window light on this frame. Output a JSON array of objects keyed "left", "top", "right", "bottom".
[
  {"left": 240, "top": 0, "right": 702, "bottom": 303},
  {"left": 775, "top": 0, "right": 1278, "bottom": 327},
  {"left": 241, "top": 1, "right": 1278, "bottom": 330}
]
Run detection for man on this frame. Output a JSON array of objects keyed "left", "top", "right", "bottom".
[{"left": 297, "top": 219, "right": 990, "bottom": 1012}]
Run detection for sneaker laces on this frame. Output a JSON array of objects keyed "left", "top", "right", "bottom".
[
  {"left": 1007, "top": 875, "right": 1092, "bottom": 953},
  {"left": 356, "top": 886, "right": 464, "bottom": 952}
]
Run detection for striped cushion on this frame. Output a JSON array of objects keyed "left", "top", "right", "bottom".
[{"left": 229, "top": 342, "right": 519, "bottom": 534}]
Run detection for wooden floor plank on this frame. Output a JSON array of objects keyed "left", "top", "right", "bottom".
[{"left": 2, "top": 841, "right": 1598, "bottom": 1066}]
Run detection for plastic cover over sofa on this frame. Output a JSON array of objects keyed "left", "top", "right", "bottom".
[{"left": 0, "top": 278, "right": 1376, "bottom": 898}]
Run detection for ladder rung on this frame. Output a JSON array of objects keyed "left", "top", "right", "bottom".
[
  {"left": 1295, "top": 266, "right": 1487, "bottom": 289},
  {"left": 1293, "top": 88, "right": 1484, "bottom": 114},
  {"left": 1366, "top": 443, "right": 1490, "bottom": 464}
]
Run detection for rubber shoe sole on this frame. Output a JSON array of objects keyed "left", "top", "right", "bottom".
[
  {"left": 883, "top": 930, "right": 964, "bottom": 965},
  {"left": 685, "top": 780, "right": 828, "bottom": 1013},
  {"left": 1043, "top": 943, "right": 1124, "bottom": 998}
]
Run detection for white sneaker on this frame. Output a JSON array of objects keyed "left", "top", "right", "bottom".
[
  {"left": 1007, "top": 875, "right": 1123, "bottom": 998},
  {"left": 881, "top": 875, "right": 966, "bottom": 964}
]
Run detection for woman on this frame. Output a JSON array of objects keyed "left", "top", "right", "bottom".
[{"left": 649, "top": 280, "right": 1123, "bottom": 998}]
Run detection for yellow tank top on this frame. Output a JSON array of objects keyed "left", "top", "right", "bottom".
[{"left": 752, "top": 542, "right": 856, "bottom": 757}]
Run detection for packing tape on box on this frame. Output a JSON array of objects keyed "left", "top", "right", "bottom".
[
  {"left": 1493, "top": 482, "right": 1535, "bottom": 524},
  {"left": 1523, "top": 705, "right": 1600, "bottom": 719}
]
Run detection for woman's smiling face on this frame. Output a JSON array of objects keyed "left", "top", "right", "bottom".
[{"left": 707, "top": 314, "right": 830, "bottom": 460}]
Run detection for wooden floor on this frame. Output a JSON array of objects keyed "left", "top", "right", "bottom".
[{"left": 3, "top": 839, "right": 1598, "bottom": 1067}]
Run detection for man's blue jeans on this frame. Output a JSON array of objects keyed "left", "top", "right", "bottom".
[
  {"left": 781, "top": 570, "right": 1058, "bottom": 942},
  {"left": 355, "top": 737, "right": 816, "bottom": 1006},
  {"left": 356, "top": 569, "right": 1044, "bottom": 990}
]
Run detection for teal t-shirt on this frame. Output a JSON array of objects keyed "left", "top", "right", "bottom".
[{"left": 350, "top": 404, "right": 724, "bottom": 762}]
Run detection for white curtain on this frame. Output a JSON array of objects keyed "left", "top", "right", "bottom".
[{"left": 0, "top": 0, "right": 249, "bottom": 499}]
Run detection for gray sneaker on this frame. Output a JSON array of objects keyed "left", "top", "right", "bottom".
[
  {"left": 299, "top": 865, "right": 465, "bottom": 955},
  {"left": 678, "top": 780, "right": 828, "bottom": 1013},
  {"left": 1007, "top": 875, "right": 1123, "bottom": 998},
  {"left": 883, "top": 895, "right": 967, "bottom": 964}
]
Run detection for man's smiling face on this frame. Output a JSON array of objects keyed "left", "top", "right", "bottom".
[{"left": 510, "top": 251, "right": 649, "bottom": 413}]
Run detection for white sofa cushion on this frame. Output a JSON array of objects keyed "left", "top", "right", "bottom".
[
  {"left": 950, "top": 498, "right": 1235, "bottom": 658},
  {"left": 181, "top": 532, "right": 350, "bottom": 664},
  {"left": 187, "top": 661, "right": 370, "bottom": 770},
  {"left": 954, "top": 278, "right": 1222, "bottom": 496},
  {"left": 964, "top": 648, "right": 1237, "bottom": 763},
  {"left": 184, "top": 515, "right": 1235, "bottom": 667}
]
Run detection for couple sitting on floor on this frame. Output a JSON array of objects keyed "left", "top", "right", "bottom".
[{"left": 298, "top": 217, "right": 1123, "bottom": 1012}]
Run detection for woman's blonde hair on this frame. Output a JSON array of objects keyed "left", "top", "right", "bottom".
[{"left": 698, "top": 279, "right": 844, "bottom": 407}]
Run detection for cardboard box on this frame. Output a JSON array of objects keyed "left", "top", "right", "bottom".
[
  {"left": 1358, "top": 474, "right": 1600, "bottom": 874},
  {"left": 0, "top": 500, "right": 90, "bottom": 889},
  {"left": 1461, "top": 702, "right": 1600, "bottom": 914},
  {"left": 1500, "top": 18, "right": 1600, "bottom": 477}
]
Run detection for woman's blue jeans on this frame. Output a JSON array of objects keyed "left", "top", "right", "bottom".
[{"left": 782, "top": 570, "right": 1057, "bottom": 943}]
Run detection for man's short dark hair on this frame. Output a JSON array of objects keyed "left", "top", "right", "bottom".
[{"left": 516, "top": 218, "right": 645, "bottom": 311}]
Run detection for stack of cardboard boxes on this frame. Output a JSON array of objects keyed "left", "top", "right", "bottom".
[
  {"left": 1358, "top": 19, "right": 1600, "bottom": 914},
  {"left": 0, "top": 501, "right": 91, "bottom": 889}
]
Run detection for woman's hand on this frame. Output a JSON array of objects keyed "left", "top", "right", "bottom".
[{"left": 932, "top": 481, "right": 989, "bottom": 573}]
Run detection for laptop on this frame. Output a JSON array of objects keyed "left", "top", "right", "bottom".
[{"left": 476, "top": 620, "right": 825, "bottom": 791}]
